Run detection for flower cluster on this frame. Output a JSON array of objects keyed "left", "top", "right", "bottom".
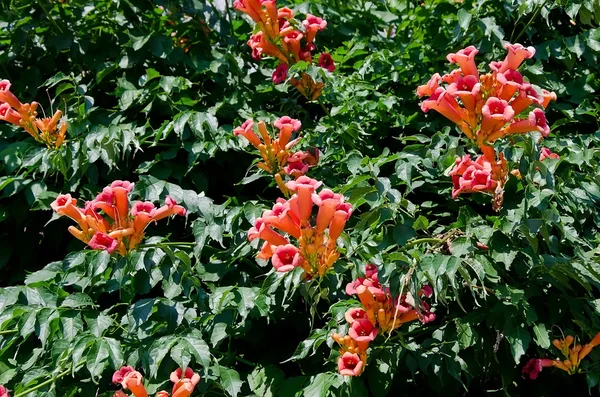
[
  {"left": 331, "top": 265, "right": 435, "bottom": 376},
  {"left": 0, "top": 385, "right": 10, "bottom": 397},
  {"left": 0, "top": 79, "right": 67, "bottom": 149},
  {"left": 417, "top": 43, "right": 556, "bottom": 210},
  {"left": 233, "top": 117, "right": 318, "bottom": 194},
  {"left": 113, "top": 366, "right": 200, "bottom": 397},
  {"left": 233, "top": 0, "right": 333, "bottom": 100},
  {"left": 248, "top": 176, "right": 352, "bottom": 278},
  {"left": 51, "top": 180, "right": 186, "bottom": 256},
  {"left": 522, "top": 332, "right": 600, "bottom": 379}
]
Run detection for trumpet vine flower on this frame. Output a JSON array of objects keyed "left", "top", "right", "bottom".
[
  {"left": 247, "top": 176, "right": 352, "bottom": 278},
  {"left": 51, "top": 181, "right": 186, "bottom": 256},
  {"left": 332, "top": 265, "right": 435, "bottom": 376},
  {"left": 233, "top": 117, "right": 317, "bottom": 194},
  {"left": 113, "top": 367, "right": 200, "bottom": 397},
  {"left": 417, "top": 43, "right": 556, "bottom": 209},
  {"left": 234, "top": 0, "right": 330, "bottom": 100},
  {"left": 523, "top": 332, "right": 600, "bottom": 379},
  {"left": 0, "top": 79, "right": 67, "bottom": 149}
]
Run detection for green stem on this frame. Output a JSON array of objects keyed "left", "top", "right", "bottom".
[
  {"left": 0, "top": 329, "right": 17, "bottom": 335},
  {"left": 14, "top": 369, "right": 71, "bottom": 397},
  {"left": 403, "top": 237, "right": 444, "bottom": 248},
  {"left": 318, "top": 99, "right": 340, "bottom": 131},
  {"left": 513, "top": 0, "right": 546, "bottom": 44},
  {"left": 235, "top": 355, "right": 257, "bottom": 366},
  {"left": 138, "top": 242, "right": 196, "bottom": 248},
  {"left": 37, "top": 0, "right": 64, "bottom": 33}
]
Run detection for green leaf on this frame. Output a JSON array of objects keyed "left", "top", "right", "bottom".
[
  {"left": 184, "top": 331, "right": 211, "bottom": 368},
  {"left": 129, "top": 298, "right": 156, "bottom": 329},
  {"left": 302, "top": 373, "right": 337, "bottom": 397},
  {"left": 533, "top": 323, "right": 551, "bottom": 348},
  {"left": 504, "top": 322, "right": 531, "bottom": 364},
  {"left": 457, "top": 8, "right": 472, "bottom": 30},
  {"left": 147, "top": 335, "right": 178, "bottom": 377},
  {"left": 60, "top": 311, "right": 84, "bottom": 342},
  {"left": 61, "top": 293, "right": 94, "bottom": 308},
  {"left": 86, "top": 339, "right": 110, "bottom": 380},
  {"left": 219, "top": 367, "right": 243, "bottom": 397}
]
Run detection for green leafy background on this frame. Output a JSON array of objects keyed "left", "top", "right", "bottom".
[{"left": 1, "top": 0, "right": 600, "bottom": 395}]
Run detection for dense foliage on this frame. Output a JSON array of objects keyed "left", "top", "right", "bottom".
[{"left": 1, "top": 0, "right": 600, "bottom": 396}]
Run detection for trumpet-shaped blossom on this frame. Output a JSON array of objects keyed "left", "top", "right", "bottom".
[
  {"left": 344, "top": 308, "right": 368, "bottom": 324},
  {"left": 88, "top": 232, "right": 119, "bottom": 253},
  {"left": 247, "top": 177, "right": 352, "bottom": 278},
  {"left": 524, "top": 332, "right": 600, "bottom": 379},
  {"left": 349, "top": 319, "right": 378, "bottom": 350},
  {"left": 0, "top": 80, "right": 22, "bottom": 109},
  {"left": 233, "top": 118, "right": 317, "bottom": 194},
  {"left": 113, "top": 366, "right": 136, "bottom": 384},
  {"left": 337, "top": 352, "right": 364, "bottom": 376},
  {"left": 446, "top": 45, "right": 479, "bottom": 77},
  {"left": 418, "top": 44, "right": 556, "bottom": 210},
  {"left": 0, "top": 385, "right": 10, "bottom": 397},
  {"left": 522, "top": 358, "right": 555, "bottom": 380},
  {"left": 0, "top": 79, "right": 67, "bottom": 148},
  {"left": 499, "top": 43, "right": 536, "bottom": 73},
  {"left": 449, "top": 155, "right": 503, "bottom": 199},
  {"left": 113, "top": 367, "right": 148, "bottom": 397},
  {"left": 234, "top": 2, "right": 330, "bottom": 100},
  {"left": 171, "top": 367, "right": 201, "bottom": 397},
  {"left": 272, "top": 244, "right": 303, "bottom": 272},
  {"left": 333, "top": 265, "right": 435, "bottom": 376},
  {"left": 0, "top": 103, "right": 20, "bottom": 125},
  {"left": 51, "top": 182, "right": 186, "bottom": 256},
  {"left": 112, "top": 366, "right": 200, "bottom": 397}
]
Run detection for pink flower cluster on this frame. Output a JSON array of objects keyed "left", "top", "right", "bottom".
[
  {"left": 234, "top": 0, "right": 333, "bottom": 99},
  {"left": 51, "top": 181, "right": 186, "bottom": 256},
  {"left": 113, "top": 366, "right": 200, "bottom": 397},
  {"left": 233, "top": 116, "right": 318, "bottom": 194},
  {"left": 449, "top": 154, "right": 506, "bottom": 199},
  {"left": 332, "top": 265, "right": 435, "bottom": 376},
  {"left": 0, "top": 79, "right": 67, "bottom": 148},
  {"left": 248, "top": 176, "right": 352, "bottom": 277},
  {"left": 417, "top": 43, "right": 557, "bottom": 210}
]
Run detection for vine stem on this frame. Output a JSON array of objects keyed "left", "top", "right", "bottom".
[
  {"left": 0, "top": 329, "right": 17, "bottom": 335},
  {"left": 14, "top": 368, "right": 71, "bottom": 397},
  {"left": 318, "top": 98, "right": 340, "bottom": 131},
  {"left": 37, "top": 0, "right": 64, "bottom": 33},
  {"left": 512, "top": 0, "right": 547, "bottom": 44},
  {"left": 402, "top": 237, "right": 444, "bottom": 248},
  {"left": 138, "top": 242, "right": 196, "bottom": 248}
]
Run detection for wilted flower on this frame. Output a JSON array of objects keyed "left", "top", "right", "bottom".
[
  {"left": 272, "top": 63, "right": 289, "bottom": 84},
  {"left": 539, "top": 147, "right": 559, "bottom": 161},
  {"left": 318, "top": 53, "right": 336, "bottom": 72}
]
